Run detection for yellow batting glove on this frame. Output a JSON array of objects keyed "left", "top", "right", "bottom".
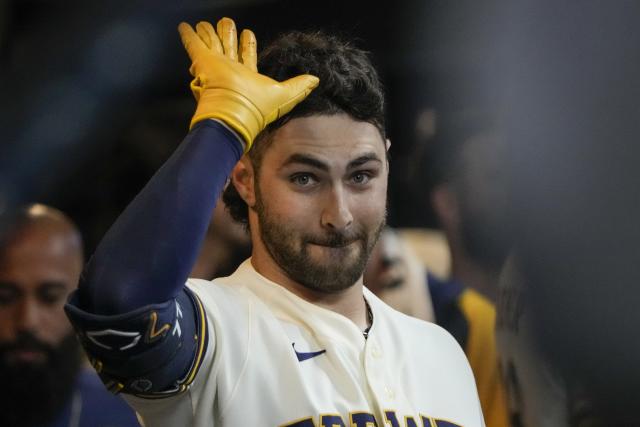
[{"left": 178, "top": 18, "right": 319, "bottom": 151}]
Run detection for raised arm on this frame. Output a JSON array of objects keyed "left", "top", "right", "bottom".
[{"left": 64, "top": 17, "right": 318, "bottom": 397}]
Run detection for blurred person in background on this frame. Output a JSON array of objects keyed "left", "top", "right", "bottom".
[
  {"left": 411, "top": 110, "right": 512, "bottom": 427},
  {"left": 364, "top": 227, "right": 435, "bottom": 322},
  {"left": 425, "top": 112, "right": 510, "bottom": 303},
  {"left": 496, "top": 252, "right": 573, "bottom": 427},
  {"left": 0, "top": 204, "right": 140, "bottom": 427},
  {"left": 498, "top": 251, "right": 609, "bottom": 427}
]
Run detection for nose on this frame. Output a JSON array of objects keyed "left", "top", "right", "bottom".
[
  {"left": 321, "top": 185, "right": 353, "bottom": 231},
  {"left": 15, "top": 298, "right": 41, "bottom": 334}
]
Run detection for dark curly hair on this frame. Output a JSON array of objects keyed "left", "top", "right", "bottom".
[{"left": 222, "top": 31, "right": 386, "bottom": 225}]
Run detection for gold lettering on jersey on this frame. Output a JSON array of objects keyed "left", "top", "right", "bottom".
[
  {"left": 320, "top": 414, "right": 346, "bottom": 427},
  {"left": 432, "top": 418, "right": 464, "bottom": 427},
  {"left": 403, "top": 415, "right": 419, "bottom": 427},
  {"left": 350, "top": 411, "right": 378, "bottom": 426},
  {"left": 283, "top": 411, "right": 462, "bottom": 427},
  {"left": 280, "top": 417, "right": 316, "bottom": 427},
  {"left": 384, "top": 411, "right": 432, "bottom": 427}
]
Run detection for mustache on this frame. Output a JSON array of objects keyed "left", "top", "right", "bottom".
[{"left": 0, "top": 332, "right": 53, "bottom": 355}]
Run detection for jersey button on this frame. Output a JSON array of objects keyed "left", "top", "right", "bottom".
[
  {"left": 385, "top": 386, "right": 395, "bottom": 399},
  {"left": 370, "top": 344, "right": 382, "bottom": 358}
]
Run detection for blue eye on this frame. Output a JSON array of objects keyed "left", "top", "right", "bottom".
[
  {"left": 290, "top": 173, "right": 316, "bottom": 187},
  {"left": 295, "top": 175, "right": 310, "bottom": 185},
  {"left": 351, "top": 172, "right": 371, "bottom": 184}
]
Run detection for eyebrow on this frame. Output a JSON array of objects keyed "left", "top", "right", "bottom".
[
  {"left": 38, "top": 281, "right": 67, "bottom": 291},
  {"left": 281, "top": 152, "right": 382, "bottom": 172},
  {"left": 281, "top": 154, "right": 329, "bottom": 171},
  {"left": 347, "top": 153, "right": 383, "bottom": 169}
]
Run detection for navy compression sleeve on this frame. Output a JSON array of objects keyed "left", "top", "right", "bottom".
[{"left": 78, "top": 120, "right": 243, "bottom": 315}]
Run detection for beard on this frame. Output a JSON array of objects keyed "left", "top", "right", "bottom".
[
  {"left": 0, "top": 331, "right": 82, "bottom": 427},
  {"left": 255, "top": 189, "right": 385, "bottom": 293}
]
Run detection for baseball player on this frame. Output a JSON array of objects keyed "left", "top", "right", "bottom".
[{"left": 65, "top": 18, "right": 485, "bottom": 427}]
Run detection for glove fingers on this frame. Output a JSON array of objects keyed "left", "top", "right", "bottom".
[
  {"left": 178, "top": 22, "right": 209, "bottom": 61},
  {"left": 278, "top": 74, "right": 320, "bottom": 117},
  {"left": 239, "top": 29, "right": 258, "bottom": 72},
  {"left": 216, "top": 17, "right": 238, "bottom": 61},
  {"left": 196, "top": 21, "right": 222, "bottom": 54}
]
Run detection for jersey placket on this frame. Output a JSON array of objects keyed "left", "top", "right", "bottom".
[{"left": 362, "top": 312, "right": 401, "bottom": 423}]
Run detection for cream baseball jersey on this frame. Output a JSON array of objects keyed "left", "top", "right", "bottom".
[{"left": 117, "top": 260, "right": 484, "bottom": 427}]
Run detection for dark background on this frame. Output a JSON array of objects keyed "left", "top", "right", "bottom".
[{"left": 0, "top": 0, "right": 505, "bottom": 252}]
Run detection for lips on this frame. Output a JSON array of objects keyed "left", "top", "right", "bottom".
[
  {"left": 0, "top": 334, "right": 52, "bottom": 366},
  {"left": 309, "top": 240, "right": 357, "bottom": 249},
  {"left": 5, "top": 348, "right": 47, "bottom": 365},
  {"left": 306, "top": 234, "right": 361, "bottom": 247}
]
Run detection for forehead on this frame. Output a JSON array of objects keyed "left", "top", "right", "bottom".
[
  {"left": 0, "top": 228, "right": 82, "bottom": 289},
  {"left": 265, "top": 114, "right": 386, "bottom": 166}
]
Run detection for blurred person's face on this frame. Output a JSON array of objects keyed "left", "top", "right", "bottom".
[
  {"left": 0, "top": 225, "right": 81, "bottom": 356},
  {"left": 364, "top": 229, "right": 434, "bottom": 322},
  {"left": 455, "top": 133, "right": 511, "bottom": 268},
  {"left": 235, "top": 114, "right": 388, "bottom": 293},
  {"left": 0, "top": 224, "right": 83, "bottom": 426},
  {"left": 364, "top": 229, "right": 406, "bottom": 294}
]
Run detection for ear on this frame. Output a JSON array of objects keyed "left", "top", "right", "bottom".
[
  {"left": 385, "top": 138, "right": 392, "bottom": 151},
  {"left": 230, "top": 156, "right": 256, "bottom": 208},
  {"left": 430, "top": 184, "right": 459, "bottom": 230}
]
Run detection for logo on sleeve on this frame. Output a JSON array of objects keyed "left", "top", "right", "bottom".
[{"left": 292, "top": 343, "right": 326, "bottom": 362}]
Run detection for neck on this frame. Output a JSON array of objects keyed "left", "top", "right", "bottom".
[{"left": 250, "top": 248, "right": 369, "bottom": 330}]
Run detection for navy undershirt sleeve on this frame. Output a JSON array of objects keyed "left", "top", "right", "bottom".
[{"left": 78, "top": 120, "right": 244, "bottom": 315}]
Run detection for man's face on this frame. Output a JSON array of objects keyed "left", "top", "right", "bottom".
[
  {"left": 0, "top": 225, "right": 82, "bottom": 365},
  {"left": 251, "top": 114, "right": 388, "bottom": 293},
  {"left": 0, "top": 223, "right": 83, "bottom": 426}
]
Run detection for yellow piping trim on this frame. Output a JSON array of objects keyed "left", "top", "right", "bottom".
[{"left": 184, "top": 292, "right": 207, "bottom": 385}]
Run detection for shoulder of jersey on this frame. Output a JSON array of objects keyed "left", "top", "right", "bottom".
[
  {"left": 186, "top": 276, "right": 251, "bottom": 297},
  {"left": 398, "top": 307, "right": 462, "bottom": 345},
  {"left": 371, "top": 292, "right": 464, "bottom": 355}
]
